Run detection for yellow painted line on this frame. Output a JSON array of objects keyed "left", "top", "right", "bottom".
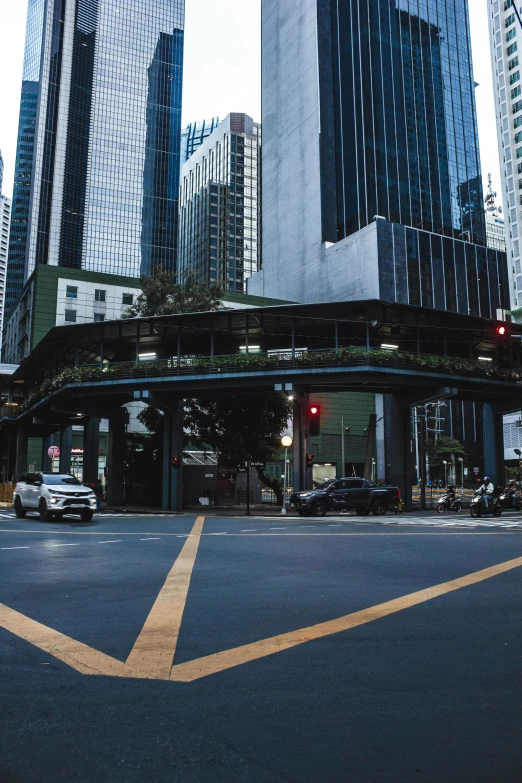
[
  {"left": 170, "top": 554, "right": 522, "bottom": 682},
  {"left": 125, "top": 516, "right": 205, "bottom": 679},
  {"left": 0, "top": 602, "right": 147, "bottom": 679}
]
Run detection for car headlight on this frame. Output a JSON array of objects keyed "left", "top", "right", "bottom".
[{"left": 50, "top": 497, "right": 59, "bottom": 504}]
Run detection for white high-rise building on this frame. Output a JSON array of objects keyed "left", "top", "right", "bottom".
[
  {"left": 0, "top": 151, "right": 12, "bottom": 347},
  {"left": 488, "top": 0, "right": 522, "bottom": 307}
]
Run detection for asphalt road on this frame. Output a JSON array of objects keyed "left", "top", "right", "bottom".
[{"left": 1, "top": 512, "right": 522, "bottom": 782}]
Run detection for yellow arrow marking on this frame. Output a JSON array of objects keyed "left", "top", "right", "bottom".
[{"left": 125, "top": 515, "right": 204, "bottom": 679}]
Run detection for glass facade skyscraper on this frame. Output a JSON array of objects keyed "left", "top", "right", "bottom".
[
  {"left": 178, "top": 113, "right": 261, "bottom": 292},
  {"left": 252, "top": 0, "right": 509, "bottom": 319},
  {"left": 180, "top": 117, "right": 220, "bottom": 167},
  {"left": 4, "top": 0, "right": 184, "bottom": 319}
]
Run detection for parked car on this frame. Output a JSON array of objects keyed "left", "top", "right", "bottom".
[
  {"left": 13, "top": 472, "right": 97, "bottom": 521},
  {"left": 290, "top": 478, "right": 400, "bottom": 517}
]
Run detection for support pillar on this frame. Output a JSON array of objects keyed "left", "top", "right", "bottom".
[
  {"left": 83, "top": 417, "right": 100, "bottom": 485},
  {"left": 384, "top": 395, "right": 413, "bottom": 511},
  {"left": 59, "top": 427, "right": 73, "bottom": 474},
  {"left": 14, "top": 429, "right": 28, "bottom": 481},
  {"left": 42, "top": 434, "right": 53, "bottom": 472},
  {"left": 483, "top": 404, "right": 505, "bottom": 487},
  {"left": 162, "top": 401, "right": 183, "bottom": 511},
  {"left": 292, "top": 391, "right": 311, "bottom": 493},
  {"left": 107, "top": 410, "right": 126, "bottom": 506}
]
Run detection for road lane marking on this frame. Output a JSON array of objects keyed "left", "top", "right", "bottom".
[
  {"left": 1, "top": 546, "right": 29, "bottom": 550},
  {"left": 140, "top": 538, "right": 161, "bottom": 541},
  {"left": 50, "top": 544, "right": 80, "bottom": 548},
  {"left": 98, "top": 540, "right": 122, "bottom": 544},
  {"left": 0, "top": 603, "right": 147, "bottom": 679},
  {"left": 125, "top": 516, "right": 205, "bottom": 680},
  {"left": 270, "top": 528, "right": 286, "bottom": 530},
  {"left": 169, "top": 554, "right": 522, "bottom": 682},
  {"left": 241, "top": 529, "right": 257, "bottom": 532}
]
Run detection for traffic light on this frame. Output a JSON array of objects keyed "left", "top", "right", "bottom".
[
  {"left": 171, "top": 456, "right": 181, "bottom": 469},
  {"left": 494, "top": 322, "right": 512, "bottom": 367},
  {"left": 307, "top": 403, "right": 321, "bottom": 436},
  {"left": 306, "top": 454, "right": 315, "bottom": 466}
]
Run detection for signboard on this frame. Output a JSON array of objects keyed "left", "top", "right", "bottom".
[
  {"left": 48, "top": 446, "right": 60, "bottom": 459},
  {"left": 473, "top": 467, "right": 480, "bottom": 475}
]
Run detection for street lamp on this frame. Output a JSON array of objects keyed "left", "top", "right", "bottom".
[
  {"left": 457, "top": 457, "right": 464, "bottom": 489},
  {"left": 281, "top": 435, "right": 293, "bottom": 515},
  {"left": 442, "top": 460, "right": 448, "bottom": 487}
]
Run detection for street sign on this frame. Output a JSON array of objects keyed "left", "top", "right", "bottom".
[
  {"left": 48, "top": 446, "right": 60, "bottom": 459},
  {"left": 473, "top": 467, "right": 479, "bottom": 475}
]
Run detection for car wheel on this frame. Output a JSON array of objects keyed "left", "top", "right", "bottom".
[
  {"left": 356, "top": 509, "right": 370, "bottom": 516},
  {"left": 371, "top": 501, "right": 387, "bottom": 516},
  {"left": 39, "top": 499, "right": 53, "bottom": 522},
  {"left": 14, "top": 497, "right": 26, "bottom": 518},
  {"left": 80, "top": 510, "right": 93, "bottom": 522},
  {"left": 312, "top": 500, "right": 328, "bottom": 517}
]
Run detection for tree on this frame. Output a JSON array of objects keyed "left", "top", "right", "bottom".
[
  {"left": 122, "top": 269, "right": 223, "bottom": 318},
  {"left": 184, "top": 395, "right": 292, "bottom": 504},
  {"left": 425, "top": 436, "right": 467, "bottom": 465}
]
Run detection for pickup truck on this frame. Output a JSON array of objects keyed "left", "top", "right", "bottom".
[{"left": 290, "top": 478, "right": 400, "bottom": 517}]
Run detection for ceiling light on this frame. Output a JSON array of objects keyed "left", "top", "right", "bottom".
[
  {"left": 381, "top": 343, "right": 399, "bottom": 350},
  {"left": 478, "top": 356, "right": 493, "bottom": 362},
  {"left": 139, "top": 352, "right": 157, "bottom": 359}
]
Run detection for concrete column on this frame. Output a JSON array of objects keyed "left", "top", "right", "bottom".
[
  {"left": 384, "top": 394, "right": 413, "bottom": 512},
  {"left": 483, "top": 404, "right": 505, "bottom": 487},
  {"left": 292, "top": 391, "right": 311, "bottom": 493},
  {"left": 59, "top": 427, "right": 73, "bottom": 474},
  {"left": 14, "top": 429, "right": 28, "bottom": 481},
  {"left": 83, "top": 417, "right": 100, "bottom": 484},
  {"left": 162, "top": 401, "right": 183, "bottom": 511},
  {"left": 42, "top": 434, "right": 53, "bottom": 472},
  {"left": 107, "top": 411, "right": 126, "bottom": 506}
]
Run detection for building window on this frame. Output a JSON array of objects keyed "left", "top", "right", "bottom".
[
  {"left": 66, "top": 285, "right": 78, "bottom": 299},
  {"left": 509, "top": 56, "right": 519, "bottom": 71},
  {"left": 64, "top": 309, "right": 77, "bottom": 322},
  {"left": 507, "top": 28, "right": 517, "bottom": 42},
  {"left": 122, "top": 293, "right": 133, "bottom": 305},
  {"left": 506, "top": 13, "right": 516, "bottom": 27},
  {"left": 93, "top": 313, "right": 105, "bottom": 322},
  {"left": 508, "top": 42, "right": 518, "bottom": 56},
  {"left": 505, "top": 0, "right": 513, "bottom": 10},
  {"left": 510, "top": 70, "right": 520, "bottom": 85},
  {"left": 94, "top": 289, "right": 106, "bottom": 302}
]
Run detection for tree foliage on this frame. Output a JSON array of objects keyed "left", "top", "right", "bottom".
[
  {"left": 122, "top": 269, "right": 223, "bottom": 318},
  {"left": 426, "top": 436, "right": 468, "bottom": 466},
  {"left": 184, "top": 395, "right": 291, "bottom": 503}
]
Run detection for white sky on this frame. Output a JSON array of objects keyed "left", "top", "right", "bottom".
[{"left": 0, "top": 0, "right": 501, "bottom": 208}]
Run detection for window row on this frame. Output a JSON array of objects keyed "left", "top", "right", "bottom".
[{"left": 65, "top": 286, "right": 133, "bottom": 305}]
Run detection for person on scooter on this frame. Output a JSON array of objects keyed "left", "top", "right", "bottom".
[{"left": 478, "top": 477, "right": 495, "bottom": 509}]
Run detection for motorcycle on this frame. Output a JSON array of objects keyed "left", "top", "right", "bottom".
[
  {"left": 469, "top": 491, "right": 502, "bottom": 518},
  {"left": 498, "top": 489, "right": 522, "bottom": 511},
  {"left": 437, "top": 493, "right": 462, "bottom": 514}
]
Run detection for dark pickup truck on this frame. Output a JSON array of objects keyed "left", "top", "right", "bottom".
[{"left": 290, "top": 478, "right": 400, "bottom": 517}]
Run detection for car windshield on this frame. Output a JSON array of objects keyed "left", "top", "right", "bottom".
[{"left": 42, "top": 474, "right": 82, "bottom": 486}]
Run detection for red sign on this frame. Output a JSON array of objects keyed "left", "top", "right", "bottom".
[{"left": 48, "top": 446, "right": 60, "bottom": 459}]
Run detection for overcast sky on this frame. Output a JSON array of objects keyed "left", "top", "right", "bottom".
[{"left": 0, "top": 0, "right": 501, "bottom": 207}]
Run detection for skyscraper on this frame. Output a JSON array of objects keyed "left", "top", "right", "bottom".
[
  {"left": 4, "top": 0, "right": 184, "bottom": 320},
  {"left": 178, "top": 113, "right": 261, "bottom": 292},
  {"left": 250, "top": 0, "right": 509, "bottom": 319},
  {"left": 489, "top": 0, "right": 522, "bottom": 307},
  {"left": 180, "top": 117, "right": 220, "bottom": 167},
  {"left": 0, "top": 152, "right": 12, "bottom": 346}
]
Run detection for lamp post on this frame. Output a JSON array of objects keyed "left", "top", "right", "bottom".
[
  {"left": 281, "top": 435, "right": 293, "bottom": 515},
  {"left": 442, "top": 460, "right": 448, "bottom": 487},
  {"left": 457, "top": 457, "right": 464, "bottom": 489}
]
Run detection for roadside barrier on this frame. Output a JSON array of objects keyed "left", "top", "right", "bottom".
[{"left": 0, "top": 483, "right": 14, "bottom": 508}]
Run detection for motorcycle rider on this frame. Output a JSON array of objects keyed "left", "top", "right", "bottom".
[{"left": 478, "top": 476, "right": 495, "bottom": 509}]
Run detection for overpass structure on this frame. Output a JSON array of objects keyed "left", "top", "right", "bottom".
[{"left": 1, "top": 300, "right": 521, "bottom": 510}]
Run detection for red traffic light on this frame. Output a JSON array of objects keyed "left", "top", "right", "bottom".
[
  {"left": 171, "top": 456, "right": 181, "bottom": 469},
  {"left": 310, "top": 406, "right": 319, "bottom": 415},
  {"left": 496, "top": 325, "right": 507, "bottom": 337},
  {"left": 306, "top": 454, "right": 315, "bottom": 465}
]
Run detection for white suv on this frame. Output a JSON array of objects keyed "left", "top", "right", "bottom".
[{"left": 13, "top": 472, "right": 97, "bottom": 522}]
